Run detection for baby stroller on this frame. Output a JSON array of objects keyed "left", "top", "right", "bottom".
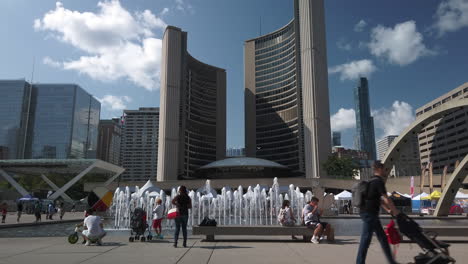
[
  {"left": 129, "top": 207, "right": 153, "bottom": 242},
  {"left": 396, "top": 213, "right": 455, "bottom": 264}
]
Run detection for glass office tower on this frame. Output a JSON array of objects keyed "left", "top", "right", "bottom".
[
  {"left": 354, "top": 77, "right": 377, "bottom": 160},
  {"left": 28, "top": 84, "right": 100, "bottom": 159},
  {"left": 244, "top": 0, "right": 331, "bottom": 178},
  {"left": 0, "top": 80, "right": 32, "bottom": 159}
]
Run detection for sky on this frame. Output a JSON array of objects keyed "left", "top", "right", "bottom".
[{"left": 1, "top": 0, "right": 468, "bottom": 149}]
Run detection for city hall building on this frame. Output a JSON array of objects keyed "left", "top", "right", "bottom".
[
  {"left": 244, "top": 0, "right": 331, "bottom": 178},
  {"left": 157, "top": 26, "right": 226, "bottom": 181}
]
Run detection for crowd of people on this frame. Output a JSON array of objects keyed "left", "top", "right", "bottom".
[
  {"left": 0, "top": 200, "right": 72, "bottom": 224},
  {"left": 1, "top": 161, "right": 405, "bottom": 264}
]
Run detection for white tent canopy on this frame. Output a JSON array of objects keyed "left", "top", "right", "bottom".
[
  {"left": 455, "top": 191, "right": 468, "bottom": 199},
  {"left": 412, "top": 192, "right": 429, "bottom": 200},
  {"left": 138, "top": 180, "right": 162, "bottom": 197},
  {"left": 335, "top": 190, "right": 352, "bottom": 200}
]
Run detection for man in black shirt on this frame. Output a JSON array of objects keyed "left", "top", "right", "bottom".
[{"left": 356, "top": 161, "right": 399, "bottom": 264}]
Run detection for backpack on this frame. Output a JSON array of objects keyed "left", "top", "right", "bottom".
[
  {"left": 352, "top": 180, "right": 370, "bottom": 207},
  {"left": 278, "top": 208, "right": 286, "bottom": 223},
  {"left": 199, "top": 217, "right": 217, "bottom": 226}
]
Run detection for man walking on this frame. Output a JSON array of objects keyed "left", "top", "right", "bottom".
[{"left": 356, "top": 161, "right": 399, "bottom": 264}]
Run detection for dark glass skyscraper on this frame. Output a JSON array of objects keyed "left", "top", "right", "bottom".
[
  {"left": 0, "top": 80, "right": 100, "bottom": 160},
  {"left": 332, "top": 131, "right": 341, "bottom": 147},
  {"left": 0, "top": 80, "right": 31, "bottom": 159},
  {"left": 354, "top": 77, "right": 377, "bottom": 160},
  {"left": 28, "top": 84, "right": 100, "bottom": 159}
]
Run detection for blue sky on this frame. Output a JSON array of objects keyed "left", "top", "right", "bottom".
[{"left": 1, "top": 0, "right": 467, "bottom": 149}]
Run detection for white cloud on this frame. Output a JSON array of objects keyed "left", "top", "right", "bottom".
[
  {"left": 354, "top": 19, "right": 367, "bottom": 32},
  {"left": 329, "top": 59, "right": 377, "bottom": 81},
  {"left": 160, "top": 7, "right": 169, "bottom": 16},
  {"left": 98, "top": 95, "right": 132, "bottom": 111},
  {"left": 373, "top": 101, "right": 415, "bottom": 138},
  {"left": 34, "top": 1, "right": 166, "bottom": 90},
  {"left": 43, "top": 56, "right": 61, "bottom": 68},
  {"left": 175, "top": 0, "right": 193, "bottom": 13},
  {"left": 336, "top": 39, "right": 352, "bottom": 51},
  {"left": 368, "top": 21, "right": 434, "bottom": 66},
  {"left": 330, "top": 108, "right": 356, "bottom": 132},
  {"left": 433, "top": 0, "right": 468, "bottom": 36}
]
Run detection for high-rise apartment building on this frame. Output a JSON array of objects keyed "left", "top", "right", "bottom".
[
  {"left": 416, "top": 82, "right": 468, "bottom": 174},
  {"left": 377, "top": 135, "right": 398, "bottom": 161},
  {"left": 120, "top": 107, "right": 159, "bottom": 182},
  {"left": 332, "top": 131, "right": 341, "bottom": 147},
  {"left": 97, "top": 118, "right": 121, "bottom": 165},
  {"left": 354, "top": 77, "right": 377, "bottom": 160},
  {"left": 157, "top": 26, "right": 226, "bottom": 181},
  {"left": 244, "top": 0, "right": 331, "bottom": 178},
  {"left": 0, "top": 80, "right": 100, "bottom": 160},
  {"left": 226, "top": 147, "right": 246, "bottom": 157}
]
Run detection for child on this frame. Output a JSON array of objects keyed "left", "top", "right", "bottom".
[
  {"left": 152, "top": 199, "right": 165, "bottom": 239},
  {"left": 1, "top": 202, "right": 7, "bottom": 223},
  {"left": 278, "top": 200, "right": 297, "bottom": 240}
]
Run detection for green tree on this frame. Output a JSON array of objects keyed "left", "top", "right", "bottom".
[{"left": 323, "top": 155, "right": 359, "bottom": 178}]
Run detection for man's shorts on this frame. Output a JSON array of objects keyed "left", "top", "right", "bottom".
[
  {"left": 306, "top": 222, "right": 329, "bottom": 229},
  {"left": 152, "top": 219, "right": 163, "bottom": 229},
  {"left": 82, "top": 230, "right": 106, "bottom": 240}
]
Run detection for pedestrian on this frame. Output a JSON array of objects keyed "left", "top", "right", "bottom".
[
  {"left": 1, "top": 202, "right": 7, "bottom": 223},
  {"left": 278, "top": 200, "right": 298, "bottom": 240},
  {"left": 356, "top": 161, "right": 400, "bottom": 264},
  {"left": 71, "top": 203, "right": 76, "bottom": 213},
  {"left": 16, "top": 201, "right": 23, "bottom": 222},
  {"left": 76, "top": 208, "right": 106, "bottom": 246},
  {"left": 172, "top": 185, "right": 192, "bottom": 248},
  {"left": 47, "top": 203, "right": 55, "bottom": 220},
  {"left": 34, "top": 200, "right": 42, "bottom": 223},
  {"left": 152, "top": 198, "right": 165, "bottom": 239},
  {"left": 58, "top": 202, "right": 65, "bottom": 220}
]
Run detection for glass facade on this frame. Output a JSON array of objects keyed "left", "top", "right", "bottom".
[
  {"left": 0, "top": 80, "right": 31, "bottom": 159},
  {"left": 28, "top": 84, "right": 100, "bottom": 159},
  {"left": 354, "top": 77, "right": 377, "bottom": 160},
  {"left": 252, "top": 20, "right": 303, "bottom": 172}
]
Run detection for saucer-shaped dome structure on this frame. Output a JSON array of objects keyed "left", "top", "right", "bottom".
[{"left": 196, "top": 157, "right": 290, "bottom": 179}]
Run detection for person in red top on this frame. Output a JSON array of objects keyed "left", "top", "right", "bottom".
[{"left": 1, "top": 202, "right": 7, "bottom": 223}]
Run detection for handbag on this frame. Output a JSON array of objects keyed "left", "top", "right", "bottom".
[{"left": 167, "top": 208, "right": 180, "bottom": 219}]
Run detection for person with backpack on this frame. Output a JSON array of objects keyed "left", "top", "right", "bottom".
[
  {"left": 172, "top": 186, "right": 192, "bottom": 248},
  {"left": 355, "top": 161, "right": 400, "bottom": 264},
  {"left": 152, "top": 198, "right": 165, "bottom": 239},
  {"left": 278, "top": 200, "right": 297, "bottom": 240}
]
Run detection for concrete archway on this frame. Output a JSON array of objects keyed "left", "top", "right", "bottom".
[
  {"left": 434, "top": 155, "right": 468, "bottom": 216},
  {"left": 382, "top": 98, "right": 468, "bottom": 216}
]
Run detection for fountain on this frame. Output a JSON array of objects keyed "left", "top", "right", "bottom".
[{"left": 109, "top": 177, "right": 334, "bottom": 229}]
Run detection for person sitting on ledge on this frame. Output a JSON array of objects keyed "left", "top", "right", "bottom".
[
  {"left": 302, "top": 197, "right": 335, "bottom": 244},
  {"left": 76, "top": 208, "right": 106, "bottom": 246},
  {"left": 278, "top": 200, "right": 298, "bottom": 240}
]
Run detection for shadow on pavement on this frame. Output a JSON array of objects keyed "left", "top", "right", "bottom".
[{"left": 197, "top": 246, "right": 253, "bottom": 249}]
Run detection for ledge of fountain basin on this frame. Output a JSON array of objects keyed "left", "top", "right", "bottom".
[
  {"left": 0, "top": 219, "right": 83, "bottom": 229},
  {"left": 322, "top": 214, "right": 468, "bottom": 220}
]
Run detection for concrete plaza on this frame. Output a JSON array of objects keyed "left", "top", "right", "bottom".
[{"left": 0, "top": 235, "right": 467, "bottom": 264}]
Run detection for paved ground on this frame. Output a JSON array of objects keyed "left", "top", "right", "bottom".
[
  {"left": 0, "top": 212, "right": 84, "bottom": 226},
  {"left": 0, "top": 235, "right": 466, "bottom": 264}
]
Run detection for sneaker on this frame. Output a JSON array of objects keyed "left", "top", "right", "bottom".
[
  {"left": 96, "top": 239, "right": 102, "bottom": 246},
  {"left": 320, "top": 236, "right": 325, "bottom": 241},
  {"left": 311, "top": 237, "right": 320, "bottom": 244},
  {"left": 85, "top": 241, "right": 91, "bottom": 246}
]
